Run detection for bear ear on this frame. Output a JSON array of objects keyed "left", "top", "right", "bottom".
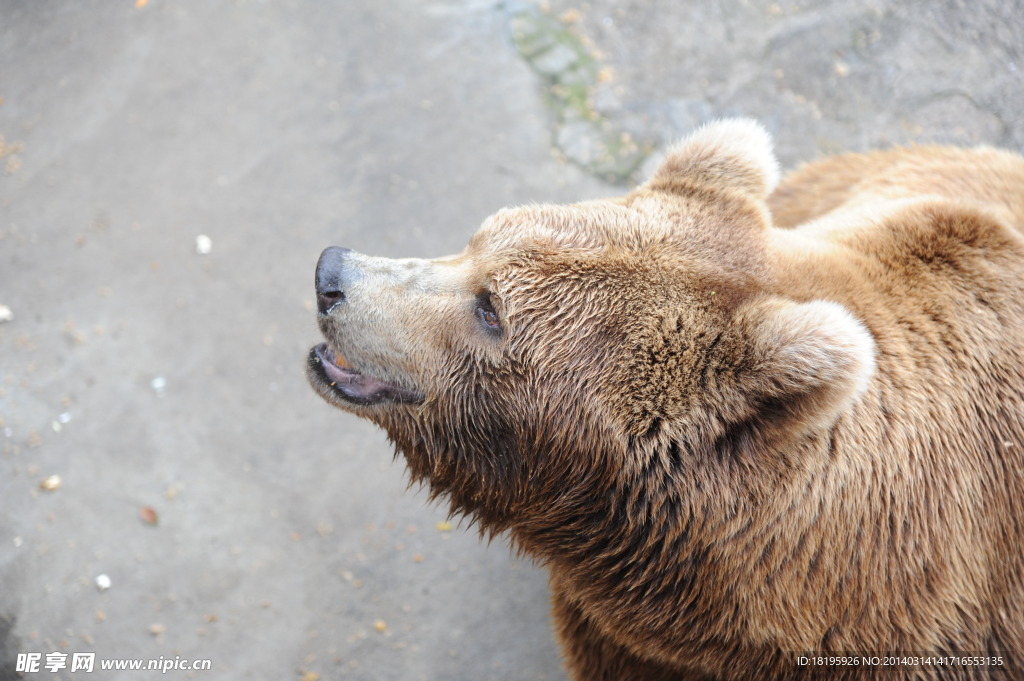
[
  {"left": 646, "top": 119, "right": 781, "bottom": 200},
  {"left": 736, "top": 298, "right": 876, "bottom": 436}
]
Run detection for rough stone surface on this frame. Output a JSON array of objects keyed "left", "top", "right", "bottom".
[
  {"left": 0, "top": 1, "right": 1021, "bottom": 680},
  {"left": 544, "top": 0, "right": 1024, "bottom": 170}
]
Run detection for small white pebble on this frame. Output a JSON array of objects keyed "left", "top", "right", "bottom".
[
  {"left": 13, "top": 537, "right": 22, "bottom": 548},
  {"left": 58, "top": 412, "right": 72, "bottom": 424},
  {"left": 95, "top": 574, "right": 112, "bottom": 591},
  {"left": 151, "top": 376, "right": 167, "bottom": 393},
  {"left": 39, "top": 475, "right": 62, "bottom": 491},
  {"left": 0, "top": 304, "right": 12, "bottom": 323},
  {"left": 195, "top": 234, "right": 212, "bottom": 255}
]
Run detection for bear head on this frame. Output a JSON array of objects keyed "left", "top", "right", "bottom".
[{"left": 307, "top": 119, "right": 875, "bottom": 550}]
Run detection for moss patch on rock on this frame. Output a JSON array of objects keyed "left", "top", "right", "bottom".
[{"left": 505, "top": 2, "right": 650, "bottom": 184}]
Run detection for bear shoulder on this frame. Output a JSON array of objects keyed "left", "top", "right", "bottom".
[{"left": 769, "top": 145, "right": 1024, "bottom": 231}]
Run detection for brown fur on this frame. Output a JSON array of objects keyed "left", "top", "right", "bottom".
[{"left": 308, "top": 119, "right": 1024, "bottom": 680}]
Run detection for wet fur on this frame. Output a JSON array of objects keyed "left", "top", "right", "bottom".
[{"left": 312, "top": 120, "right": 1024, "bottom": 680}]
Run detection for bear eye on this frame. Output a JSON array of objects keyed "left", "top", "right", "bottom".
[{"left": 476, "top": 293, "right": 502, "bottom": 333}]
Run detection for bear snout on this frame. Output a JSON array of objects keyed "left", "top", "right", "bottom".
[{"left": 315, "top": 246, "right": 353, "bottom": 314}]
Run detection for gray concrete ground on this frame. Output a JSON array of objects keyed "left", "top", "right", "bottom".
[{"left": 0, "top": 1, "right": 1021, "bottom": 679}]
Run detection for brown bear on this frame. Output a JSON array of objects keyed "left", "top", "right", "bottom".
[{"left": 307, "top": 119, "right": 1024, "bottom": 680}]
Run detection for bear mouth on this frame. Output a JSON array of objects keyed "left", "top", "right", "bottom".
[{"left": 307, "top": 343, "right": 423, "bottom": 406}]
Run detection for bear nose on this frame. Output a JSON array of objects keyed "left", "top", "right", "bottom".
[{"left": 315, "top": 246, "right": 352, "bottom": 314}]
